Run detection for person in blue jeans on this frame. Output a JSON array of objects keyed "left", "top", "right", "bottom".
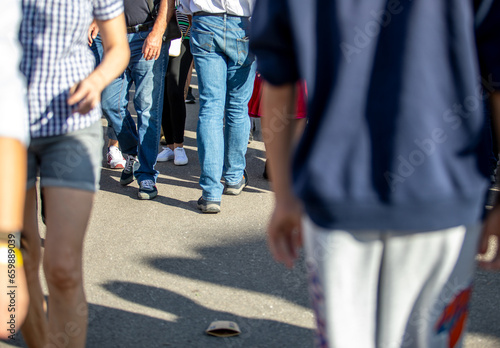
[
  {"left": 93, "top": 0, "right": 175, "bottom": 199},
  {"left": 179, "top": 0, "right": 257, "bottom": 213},
  {"left": 88, "top": 32, "right": 127, "bottom": 169}
]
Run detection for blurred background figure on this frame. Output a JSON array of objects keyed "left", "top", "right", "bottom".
[
  {"left": 0, "top": 0, "right": 29, "bottom": 339},
  {"left": 248, "top": 73, "right": 307, "bottom": 179}
]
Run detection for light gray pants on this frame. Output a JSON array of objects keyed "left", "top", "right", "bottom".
[{"left": 302, "top": 216, "right": 481, "bottom": 348}]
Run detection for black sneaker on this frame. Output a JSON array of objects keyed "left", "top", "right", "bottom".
[
  {"left": 120, "top": 154, "right": 138, "bottom": 186},
  {"left": 197, "top": 197, "right": 221, "bottom": 213},
  {"left": 224, "top": 169, "right": 248, "bottom": 195},
  {"left": 185, "top": 87, "right": 195, "bottom": 104},
  {"left": 138, "top": 180, "right": 158, "bottom": 200}
]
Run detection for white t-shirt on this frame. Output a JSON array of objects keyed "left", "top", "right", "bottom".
[
  {"left": 0, "top": 1, "right": 28, "bottom": 145},
  {"left": 178, "top": 0, "right": 254, "bottom": 17}
]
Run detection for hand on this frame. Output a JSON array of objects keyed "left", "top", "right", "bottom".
[
  {"left": 479, "top": 204, "right": 500, "bottom": 270},
  {"left": 267, "top": 197, "right": 304, "bottom": 268},
  {"left": 67, "top": 72, "right": 105, "bottom": 115},
  {"left": 142, "top": 30, "right": 163, "bottom": 61},
  {"left": 88, "top": 20, "right": 99, "bottom": 46}
]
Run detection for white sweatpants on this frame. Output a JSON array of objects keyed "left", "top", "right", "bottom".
[{"left": 302, "top": 216, "right": 481, "bottom": 348}]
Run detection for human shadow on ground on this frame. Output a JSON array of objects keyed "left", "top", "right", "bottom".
[
  {"left": 96, "top": 281, "right": 314, "bottom": 348},
  {"left": 144, "top": 237, "right": 310, "bottom": 310},
  {"left": 141, "top": 234, "right": 500, "bottom": 342},
  {"left": 467, "top": 269, "right": 500, "bottom": 341},
  {"left": 8, "top": 291, "right": 313, "bottom": 348}
]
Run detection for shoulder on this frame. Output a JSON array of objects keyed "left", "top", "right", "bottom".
[{"left": 93, "top": 0, "right": 124, "bottom": 20}]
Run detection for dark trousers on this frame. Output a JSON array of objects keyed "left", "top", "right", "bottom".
[{"left": 162, "top": 39, "right": 193, "bottom": 144}]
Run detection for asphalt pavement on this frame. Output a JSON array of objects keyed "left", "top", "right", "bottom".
[{"left": 2, "top": 72, "right": 500, "bottom": 348}]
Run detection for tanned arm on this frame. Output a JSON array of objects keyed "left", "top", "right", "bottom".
[
  {"left": 142, "top": 0, "right": 175, "bottom": 61},
  {"left": 261, "top": 82, "right": 303, "bottom": 269}
]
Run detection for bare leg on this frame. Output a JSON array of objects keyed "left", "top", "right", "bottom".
[
  {"left": 42, "top": 187, "right": 94, "bottom": 348},
  {"left": 107, "top": 139, "right": 119, "bottom": 148},
  {"left": 165, "top": 143, "right": 184, "bottom": 150},
  {"left": 21, "top": 187, "right": 48, "bottom": 348},
  {"left": 0, "top": 138, "right": 26, "bottom": 232},
  {"left": 292, "top": 118, "right": 307, "bottom": 144},
  {"left": 0, "top": 138, "right": 29, "bottom": 339}
]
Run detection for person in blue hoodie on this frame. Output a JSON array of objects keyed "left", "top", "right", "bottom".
[{"left": 250, "top": 0, "right": 500, "bottom": 347}]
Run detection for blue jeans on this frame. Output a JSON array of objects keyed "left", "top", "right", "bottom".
[
  {"left": 92, "top": 35, "right": 117, "bottom": 141},
  {"left": 98, "top": 29, "right": 168, "bottom": 183},
  {"left": 191, "top": 14, "right": 256, "bottom": 201}
]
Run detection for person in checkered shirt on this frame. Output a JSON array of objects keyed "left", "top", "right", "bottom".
[{"left": 18, "top": 1, "right": 129, "bottom": 347}]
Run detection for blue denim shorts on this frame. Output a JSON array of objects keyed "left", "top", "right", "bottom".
[{"left": 27, "top": 122, "right": 103, "bottom": 192}]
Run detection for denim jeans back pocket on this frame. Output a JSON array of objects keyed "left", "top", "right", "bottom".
[
  {"left": 236, "top": 36, "right": 254, "bottom": 67},
  {"left": 191, "top": 28, "right": 214, "bottom": 56}
]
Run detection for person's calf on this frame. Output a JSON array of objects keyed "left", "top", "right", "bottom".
[{"left": 43, "top": 261, "right": 87, "bottom": 348}]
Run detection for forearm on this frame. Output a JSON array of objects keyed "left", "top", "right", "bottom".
[
  {"left": 0, "top": 138, "right": 26, "bottom": 233},
  {"left": 261, "top": 81, "right": 297, "bottom": 203},
  {"left": 151, "top": 0, "right": 174, "bottom": 38}
]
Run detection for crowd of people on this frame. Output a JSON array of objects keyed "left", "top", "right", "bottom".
[{"left": 2, "top": 0, "right": 500, "bottom": 347}]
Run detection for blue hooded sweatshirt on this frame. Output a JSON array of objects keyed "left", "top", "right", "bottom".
[{"left": 250, "top": 0, "right": 500, "bottom": 231}]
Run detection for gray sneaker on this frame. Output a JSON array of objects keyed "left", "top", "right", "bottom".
[
  {"left": 120, "top": 154, "right": 138, "bottom": 186},
  {"left": 224, "top": 169, "right": 248, "bottom": 195},
  {"left": 197, "top": 197, "right": 221, "bottom": 213},
  {"left": 138, "top": 180, "right": 158, "bottom": 200}
]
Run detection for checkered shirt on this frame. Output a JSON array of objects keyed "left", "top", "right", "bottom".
[{"left": 19, "top": 0, "right": 123, "bottom": 138}]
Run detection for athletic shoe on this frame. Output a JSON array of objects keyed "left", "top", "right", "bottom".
[
  {"left": 197, "top": 197, "right": 220, "bottom": 213},
  {"left": 107, "top": 146, "right": 126, "bottom": 169},
  {"left": 138, "top": 179, "right": 158, "bottom": 200},
  {"left": 174, "top": 147, "right": 188, "bottom": 166},
  {"left": 185, "top": 87, "right": 195, "bottom": 104},
  {"left": 224, "top": 169, "right": 249, "bottom": 195},
  {"left": 120, "top": 154, "right": 138, "bottom": 186},
  {"left": 157, "top": 147, "right": 174, "bottom": 162}
]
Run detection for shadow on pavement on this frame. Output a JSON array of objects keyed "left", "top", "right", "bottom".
[
  {"left": 467, "top": 269, "right": 500, "bottom": 340},
  {"left": 97, "top": 282, "right": 314, "bottom": 348},
  {"left": 144, "top": 238, "right": 310, "bottom": 310}
]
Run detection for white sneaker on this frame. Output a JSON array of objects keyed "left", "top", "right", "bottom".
[
  {"left": 174, "top": 147, "right": 188, "bottom": 166},
  {"left": 157, "top": 147, "right": 174, "bottom": 162},
  {"left": 107, "top": 146, "right": 126, "bottom": 169}
]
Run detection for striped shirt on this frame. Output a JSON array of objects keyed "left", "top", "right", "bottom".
[
  {"left": 19, "top": 0, "right": 123, "bottom": 138},
  {"left": 177, "top": 11, "right": 191, "bottom": 39}
]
